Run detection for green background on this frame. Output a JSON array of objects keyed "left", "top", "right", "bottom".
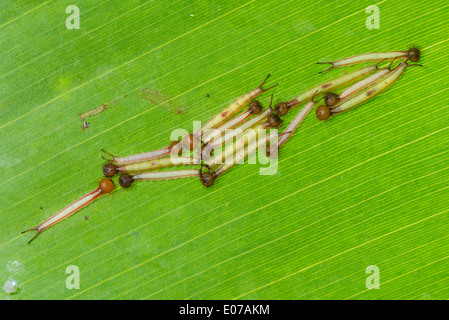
[{"left": 1, "top": 0, "right": 448, "bottom": 300}]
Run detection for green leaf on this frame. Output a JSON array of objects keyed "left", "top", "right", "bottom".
[{"left": 1, "top": 0, "right": 448, "bottom": 300}]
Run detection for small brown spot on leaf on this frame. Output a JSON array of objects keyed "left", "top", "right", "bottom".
[{"left": 140, "top": 88, "right": 186, "bottom": 114}]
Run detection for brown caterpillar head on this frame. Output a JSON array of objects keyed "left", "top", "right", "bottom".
[
  {"left": 99, "top": 178, "right": 115, "bottom": 193},
  {"left": 200, "top": 172, "right": 215, "bottom": 187},
  {"left": 267, "top": 114, "right": 283, "bottom": 128},
  {"left": 316, "top": 105, "right": 331, "bottom": 121},
  {"left": 407, "top": 47, "right": 421, "bottom": 62},
  {"left": 248, "top": 100, "right": 263, "bottom": 114},
  {"left": 274, "top": 102, "right": 289, "bottom": 117},
  {"left": 324, "top": 92, "right": 340, "bottom": 107},
  {"left": 103, "top": 163, "right": 118, "bottom": 177},
  {"left": 118, "top": 175, "right": 134, "bottom": 188}
]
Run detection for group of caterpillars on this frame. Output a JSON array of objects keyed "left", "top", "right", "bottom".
[{"left": 22, "top": 48, "right": 422, "bottom": 243}]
